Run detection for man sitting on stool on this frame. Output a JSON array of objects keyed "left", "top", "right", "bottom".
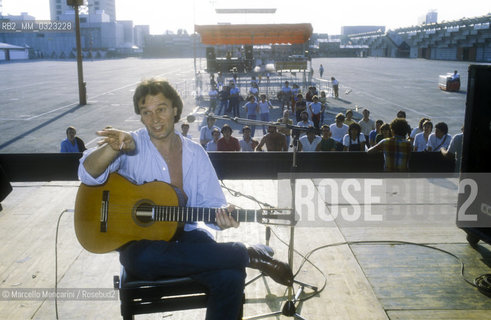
[{"left": 78, "top": 78, "right": 293, "bottom": 320}]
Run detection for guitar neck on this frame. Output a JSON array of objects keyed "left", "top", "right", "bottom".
[{"left": 151, "top": 206, "right": 259, "bottom": 224}]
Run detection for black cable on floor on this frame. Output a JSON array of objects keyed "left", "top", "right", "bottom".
[
  {"left": 54, "top": 209, "right": 73, "bottom": 320},
  {"left": 219, "top": 181, "right": 490, "bottom": 301}
]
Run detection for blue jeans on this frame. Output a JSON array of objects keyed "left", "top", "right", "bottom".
[
  {"left": 229, "top": 98, "right": 240, "bottom": 117},
  {"left": 260, "top": 113, "right": 269, "bottom": 134},
  {"left": 217, "top": 100, "right": 228, "bottom": 115},
  {"left": 119, "top": 229, "right": 247, "bottom": 320},
  {"left": 247, "top": 114, "right": 257, "bottom": 137}
]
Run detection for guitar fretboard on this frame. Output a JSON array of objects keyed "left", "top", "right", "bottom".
[{"left": 151, "top": 206, "right": 258, "bottom": 223}]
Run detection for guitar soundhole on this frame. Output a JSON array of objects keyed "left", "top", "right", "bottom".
[{"left": 133, "top": 201, "right": 154, "bottom": 226}]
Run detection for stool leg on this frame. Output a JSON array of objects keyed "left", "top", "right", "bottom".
[{"left": 122, "top": 313, "right": 134, "bottom": 320}]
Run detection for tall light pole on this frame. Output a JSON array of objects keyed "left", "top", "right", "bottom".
[{"left": 68, "top": 0, "right": 87, "bottom": 105}]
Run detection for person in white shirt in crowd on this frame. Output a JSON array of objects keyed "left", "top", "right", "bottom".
[
  {"left": 249, "top": 81, "right": 259, "bottom": 100},
  {"left": 427, "top": 122, "right": 452, "bottom": 152},
  {"left": 299, "top": 126, "right": 322, "bottom": 152},
  {"left": 331, "top": 77, "right": 339, "bottom": 98},
  {"left": 358, "top": 108, "right": 375, "bottom": 147},
  {"left": 291, "top": 84, "right": 300, "bottom": 105},
  {"left": 279, "top": 81, "right": 292, "bottom": 112},
  {"left": 343, "top": 123, "right": 366, "bottom": 151},
  {"left": 369, "top": 119, "right": 384, "bottom": 147},
  {"left": 277, "top": 110, "right": 293, "bottom": 151},
  {"left": 441, "top": 125, "right": 464, "bottom": 172},
  {"left": 244, "top": 95, "right": 259, "bottom": 137},
  {"left": 409, "top": 117, "right": 430, "bottom": 145},
  {"left": 344, "top": 109, "right": 356, "bottom": 127},
  {"left": 258, "top": 94, "right": 273, "bottom": 135},
  {"left": 216, "top": 71, "right": 224, "bottom": 89},
  {"left": 206, "top": 128, "right": 221, "bottom": 151},
  {"left": 239, "top": 126, "right": 259, "bottom": 151},
  {"left": 296, "top": 111, "right": 314, "bottom": 137},
  {"left": 308, "top": 95, "right": 322, "bottom": 129},
  {"left": 208, "top": 85, "right": 218, "bottom": 114},
  {"left": 330, "top": 113, "right": 349, "bottom": 151},
  {"left": 319, "top": 91, "right": 328, "bottom": 125},
  {"left": 200, "top": 116, "right": 220, "bottom": 148},
  {"left": 413, "top": 120, "right": 433, "bottom": 152},
  {"left": 181, "top": 122, "right": 192, "bottom": 139}
]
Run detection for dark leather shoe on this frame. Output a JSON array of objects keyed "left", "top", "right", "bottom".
[{"left": 247, "top": 244, "right": 293, "bottom": 286}]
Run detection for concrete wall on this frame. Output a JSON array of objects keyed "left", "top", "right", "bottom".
[
  {"left": 432, "top": 47, "right": 458, "bottom": 60},
  {"left": 476, "top": 45, "right": 491, "bottom": 62},
  {"left": 347, "top": 16, "right": 491, "bottom": 62},
  {"left": 9, "top": 49, "right": 29, "bottom": 59}
]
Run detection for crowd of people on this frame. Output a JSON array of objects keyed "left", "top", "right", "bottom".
[
  {"left": 196, "top": 111, "right": 462, "bottom": 170},
  {"left": 61, "top": 76, "right": 463, "bottom": 171},
  {"left": 195, "top": 77, "right": 464, "bottom": 171}
]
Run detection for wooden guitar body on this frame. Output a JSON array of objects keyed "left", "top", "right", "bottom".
[{"left": 74, "top": 173, "right": 180, "bottom": 253}]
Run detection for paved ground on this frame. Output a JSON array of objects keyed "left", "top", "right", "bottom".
[{"left": 0, "top": 57, "right": 473, "bottom": 153}]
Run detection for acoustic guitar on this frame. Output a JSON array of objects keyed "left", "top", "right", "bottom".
[{"left": 74, "top": 173, "right": 282, "bottom": 253}]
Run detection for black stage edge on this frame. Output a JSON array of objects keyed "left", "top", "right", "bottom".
[
  {"left": 458, "top": 64, "right": 491, "bottom": 244},
  {"left": 0, "top": 152, "right": 454, "bottom": 182}
]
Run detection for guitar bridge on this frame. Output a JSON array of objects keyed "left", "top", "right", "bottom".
[{"left": 100, "top": 190, "right": 109, "bottom": 232}]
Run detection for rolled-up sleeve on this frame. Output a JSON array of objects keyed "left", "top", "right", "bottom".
[{"left": 77, "top": 147, "right": 122, "bottom": 185}]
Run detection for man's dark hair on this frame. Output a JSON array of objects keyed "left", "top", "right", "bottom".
[
  {"left": 380, "top": 123, "right": 391, "bottom": 132},
  {"left": 396, "top": 110, "right": 406, "bottom": 118},
  {"left": 348, "top": 123, "right": 361, "bottom": 135},
  {"left": 390, "top": 118, "right": 411, "bottom": 137},
  {"left": 418, "top": 117, "right": 430, "bottom": 129},
  {"left": 335, "top": 113, "right": 345, "bottom": 122},
  {"left": 66, "top": 126, "right": 76, "bottom": 134},
  {"left": 435, "top": 122, "right": 449, "bottom": 135},
  {"left": 221, "top": 124, "right": 232, "bottom": 134},
  {"left": 423, "top": 120, "right": 433, "bottom": 129},
  {"left": 133, "top": 78, "right": 183, "bottom": 123}
]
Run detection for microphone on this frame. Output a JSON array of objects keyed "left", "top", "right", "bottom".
[
  {"left": 183, "top": 106, "right": 205, "bottom": 123},
  {"left": 187, "top": 113, "right": 196, "bottom": 123}
]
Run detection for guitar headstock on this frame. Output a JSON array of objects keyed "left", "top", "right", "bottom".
[{"left": 257, "top": 207, "right": 296, "bottom": 226}]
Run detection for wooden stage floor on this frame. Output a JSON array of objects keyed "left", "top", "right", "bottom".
[{"left": 1, "top": 179, "right": 490, "bottom": 319}]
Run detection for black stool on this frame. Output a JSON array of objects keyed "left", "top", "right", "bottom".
[{"left": 114, "top": 267, "right": 244, "bottom": 319}]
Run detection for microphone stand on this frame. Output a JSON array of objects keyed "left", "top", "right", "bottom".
[{"left": 219, "top": 120, "right": 316, "bottom": 320}]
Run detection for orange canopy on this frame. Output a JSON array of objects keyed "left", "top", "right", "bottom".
[{"left": 195, "top": 24, "right": 313, "bottom": 45}]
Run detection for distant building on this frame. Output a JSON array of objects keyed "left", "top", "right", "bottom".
[
  {"left": 0, "top": 42, "right": 29, "bottom": 61},
  {"left": 0, "top": 10, "right": 149, "bottom": 59},
  {"left": 1, "top": 12, "right": 35, "bottom": 21},
  {"left": 50, "top": 0, "right": 116, "bottom": 22},
  {"left": 134, "top": 25, "right": 150, "bottom": 49},
  {"left": 341, "top": 26, "right": 385, "bottom": 36},
  {"left": 50, "top": 0, "right": 74, "bottom": 21},
  {"left": 347, "top": 14, "right": 491, "bottom": 62},
  {"left": 88, "top": 0, "right": 116, "bottom": 21},
  {"left": 426, "top": 10, "right": 438, "bottom": 24},
  {"left": 418, "top": 10, "right": 438, "bottom": 25}
]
